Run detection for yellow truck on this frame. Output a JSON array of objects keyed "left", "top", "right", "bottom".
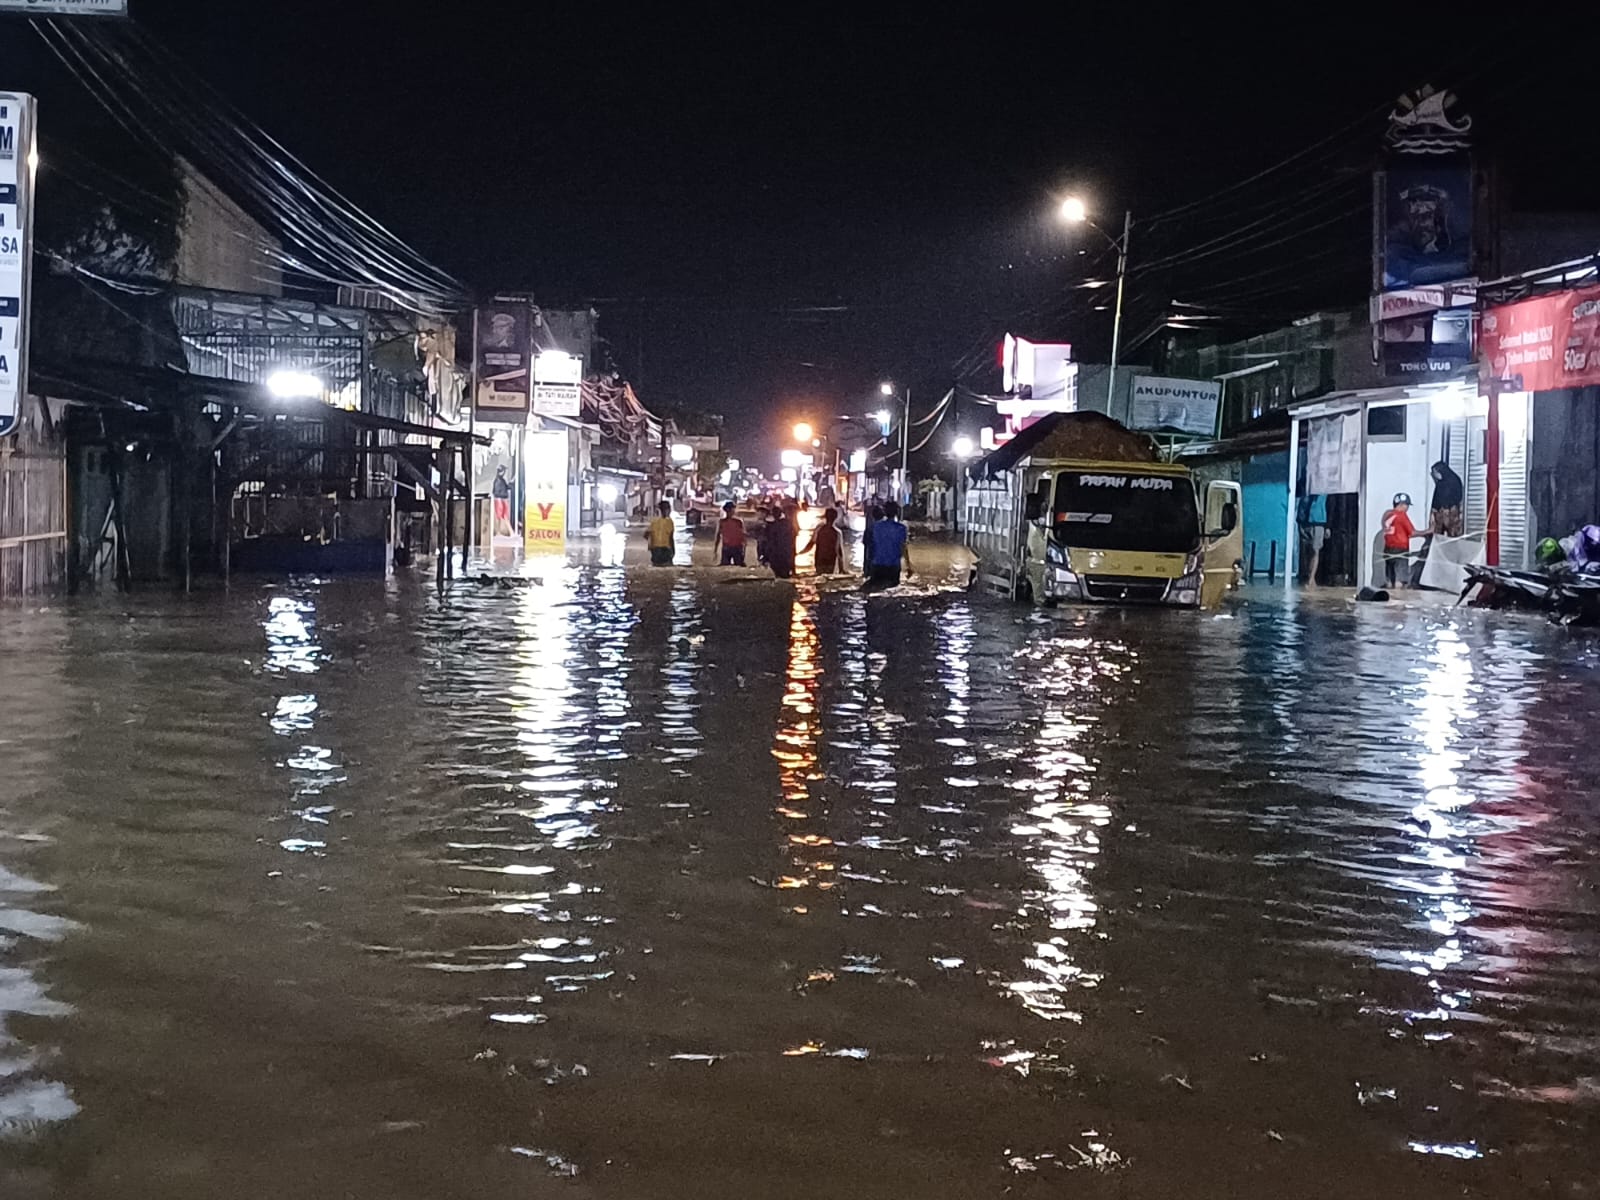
[{"left": 963, "top": 414, "right": 1242, "bottom": 609}]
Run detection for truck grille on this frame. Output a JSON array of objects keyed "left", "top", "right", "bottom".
[{"left": 1082, "top": 575, "right": 1172, "bottom": 603}]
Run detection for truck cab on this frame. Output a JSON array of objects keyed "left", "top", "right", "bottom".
[{"left": 1016, "top": 461, "right": 1242, "bottom": 608}]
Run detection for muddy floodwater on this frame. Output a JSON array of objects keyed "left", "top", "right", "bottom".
[{"left": 2, "top": 550, "right": 1600, "bottom": 1198}]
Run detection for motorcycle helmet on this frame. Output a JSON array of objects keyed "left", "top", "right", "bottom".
[
  {"left": 1392, "top": 492, "right": 1412, "bottom": 506},
  {"left": 1536, "top": 536, "right": 1564, "bottom": 566}
]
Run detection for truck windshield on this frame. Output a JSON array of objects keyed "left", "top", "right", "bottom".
[{"left": 1052, "top": 471, "right": 1199, "bottom": 554}]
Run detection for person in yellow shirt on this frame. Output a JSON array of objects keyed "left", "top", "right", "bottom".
[{"left": 646, "top": 500, "right": 677, "bottom": 566}]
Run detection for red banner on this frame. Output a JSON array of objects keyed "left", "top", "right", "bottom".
[{"left": 1480, "top": 283, "right": 1600, "bottom": 392}]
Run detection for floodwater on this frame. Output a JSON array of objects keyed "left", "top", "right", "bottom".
[{"left": 2, "top": 538, "right": 1600, "bottom": 1198}]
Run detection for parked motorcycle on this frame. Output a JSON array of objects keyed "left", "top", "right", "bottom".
[{"left": 1460, "top": 564, "right": 1600, "bottom": 626}]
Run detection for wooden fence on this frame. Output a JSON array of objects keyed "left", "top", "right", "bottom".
[{"left": 0, "top": 396, "right": 68, "bottom": 601}]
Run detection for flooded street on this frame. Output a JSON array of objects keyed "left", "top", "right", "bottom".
[{"left": 3, "top": 554, "right": 1600, "bottom": 1198}]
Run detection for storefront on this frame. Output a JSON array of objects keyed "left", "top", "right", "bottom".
[
  {"left": 1286, "top": 376, "right": 1527, "bottom": 590},
  {"left": 1480, "top": 278, "right": 1600, "bottom": 560}
]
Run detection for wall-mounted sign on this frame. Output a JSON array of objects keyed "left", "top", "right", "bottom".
[
  {"left": 1128, "top": 376, "right": 1221, "bottom": 436},
  {"left": 1480, "top": 284, "right": 1600, "bottom": 394},
  {"left": 1385, "top": 85, "right": 1472, "bottom": 157},
  {"left": 0, "top": 0, "right": 128, "bottom": 13},
  {"left": 0, "top": 92, "right": 36, "bottom": 438},
  {"left": 1379, "top": 307, "right": 1472, "bottom": 381},
  {"left": 1380, "top": 165, "right": 1472, "bottom": 289},
  {"left": 532, "top": 349, "right": 582, "bottom": 417},
  {"left": 1370, "top": 281, "right": 1476, "bottom": 324},
  {"left": 474, "top": 300, "right": 531, "bottom": 423},
  {"left": 523, "top": 428, "right": 567, "bottom": 553}
]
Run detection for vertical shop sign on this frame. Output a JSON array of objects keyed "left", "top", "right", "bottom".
[
  {"left": 0, "top": 92, "right": 36, "bottom": 438},
  {"left": 523, "top": 428, "right": 567, "bottom": 553},
  {"left": 473, "top": 299, "right": 531, "bottom": 423}
]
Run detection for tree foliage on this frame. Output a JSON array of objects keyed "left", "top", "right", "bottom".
[{"left": 1, "top": 27, "right": 185, "bottom": 278}]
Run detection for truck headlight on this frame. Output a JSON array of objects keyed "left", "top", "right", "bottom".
[{"left": 1173, "top": 550, "right": 1203, "bottom": 605}]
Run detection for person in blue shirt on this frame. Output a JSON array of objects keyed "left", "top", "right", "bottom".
[
  {"left": 861, "top": 503, "right": 882, "bottom": 578},
  {"left": 862, "top": 501, "right": 912, "bottom": 592},
  {"left": 1297, "top": 492, "right": 1328, "bottom": 587}
]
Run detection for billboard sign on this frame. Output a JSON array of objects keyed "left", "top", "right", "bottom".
[
  {"left": 474, "top": 300, "right": 531, "bottom": 423},
  {"left": 523, "top": 428, "right": 567, "bottom": 553},
  {"left": 1001, "top": 333, "right": 1073, "bottom": 402},
  {"left": 0, "top": 92, "right": 36, "bottom": 438},
  {"left": 1380, "top": 165, "right": 1472, "bottom": 290},
  {"left": 1128, "top": 376, "right": 1221, "bottom": 436},
  {"left": 0, "top": 0, "right": 128, "bottom": 13},
  {"left": 532, "top": 349, "right": 582, "bottom": 417},
  {"left": 1480, "top": 284, "right": 1600, "bottom": 394}
]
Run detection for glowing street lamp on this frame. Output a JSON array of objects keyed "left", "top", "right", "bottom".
[
  {"left": 792, "top": 421, "right": 813, "bottom": 443},
  {"left": 1057, "top": 193, "right": 1133, "bottom": 412},
  {"left": 879, "top": 381, "right": 895, "bottom": 396},
  {"left": 952, "top": 435, "right": 976, "bottom": 460},
  {"left": 266, "top": 370, "right": 322, "bottom": 399}
]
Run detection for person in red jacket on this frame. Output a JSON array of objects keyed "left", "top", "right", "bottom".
[{"left": 1382, "top": 492, "right": 1418, "bottom": 589}]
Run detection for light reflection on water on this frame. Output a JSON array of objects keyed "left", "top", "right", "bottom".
[
  {"left": 1, "top": 576, "right": 1599, "bottom": 1196},
  {"left": 0, "top": 861, "right": 76, "bottom": 1138}
]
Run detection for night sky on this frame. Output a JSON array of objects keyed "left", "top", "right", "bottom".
[{"left": 14, "top": 4, "right": 1599, "bottom": 460}]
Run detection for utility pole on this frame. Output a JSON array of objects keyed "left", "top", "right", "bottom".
[
  {"left": 1105, "top": 210, "right": 1132, "bottom": 418},
  {"left": 1107, "top": 214, "right": 1132, "bottom": 419},
  {"left": 659, "top": 419, "right": 669, "bottom": 510},
  {"left": 1060, "top": 199, "right": 1133, "bottom": 418},
  {"left": 899, "top": 386, "right": 911, "bottom": 505},
  {"left": 465, "top": 308, "right": 478, "bottom": 555}
]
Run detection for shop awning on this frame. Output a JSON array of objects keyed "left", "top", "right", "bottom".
[
  {"left": 32, "top": 356, "right": 487, "bottom": 445},
  {"left": 1287, "top": 376, "right": 1476, "bottom": 422}
]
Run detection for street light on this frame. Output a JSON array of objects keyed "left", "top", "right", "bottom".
[
  {"left": 266, "top": 370, "right": 322, "bottom": 399},
  {"left": 878, "top": 381, "right": 911, "bottom": 503},
  {"left": 952, "top": 436, "right": 975, "bottom": 460},
  {"left": 792, "top": 421, "right": 813, "bottom": 443},
  {"left": 1058, "top": 195, "right": 1133, "bottom": 417}
]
